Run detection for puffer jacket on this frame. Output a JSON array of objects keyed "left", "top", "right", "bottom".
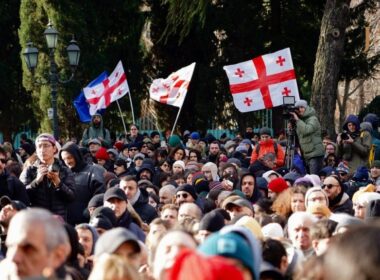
[
  {"left": 295, "top": 106, "right": 324, "bottom": 160},
  {"left": 20, "top": 158, "right": 75, "bottom": 221}
]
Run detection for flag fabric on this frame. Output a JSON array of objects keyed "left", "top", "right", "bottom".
[
  {"left": 84, "top": 61, "right": 130, "bottom": 115},
  {"left": 223, "top": 48, "right": 300, "bottom": 113},
  {"left": 149, "top": 62, "right": 196, "bottom": 108},
  {"left": 73, "top": 71, "right": 108, "bottom": 122}
]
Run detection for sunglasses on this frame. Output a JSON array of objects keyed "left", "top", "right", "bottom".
[
  {"left": 176, "top": 193, "right": 189, "bottom": 199},
  {"left": 130, "top": 148, "right": 138, "bottom": 151},
  {"left": 322, "top": 184, "right": 339, "bottom": 190},
  {"left": 0, "top": 158, "right": 6, "bottom": 164}
]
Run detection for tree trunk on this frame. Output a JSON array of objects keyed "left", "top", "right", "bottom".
[
  {"left": 339, "top": 79, "right": 350, "bottom": 129},
  {"left": 311, "top": 0, "right": 350, "bottom": 138}
]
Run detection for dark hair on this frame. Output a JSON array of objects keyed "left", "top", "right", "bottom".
[
  {"left": 262, "top": 238, "right": 287, "bottom": 269},
  {"left": 0, "top": 147, "right": 6, "bottom": 157},
  {"left": 169, "top": 146, "right": 186, "bottom": 160},
  {"left": 121, "top": 175, "right": 138, "bottom": 184},
  {"left": 188, "top": 149, "right": 202, "bottom": 162}
]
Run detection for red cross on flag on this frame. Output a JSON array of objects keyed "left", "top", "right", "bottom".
[
  {"left": 149, "top": 63, "right": 195, "bottom": 108},
  {"left": 84, "top": 61, "right": 130, "bottom": 115},
  {"left": 223, "top": 48, "right": 300, "bottom": 113}
]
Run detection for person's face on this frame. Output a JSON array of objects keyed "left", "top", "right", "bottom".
[
  {"left": 202, "top": 169, "right": 213, "bottom": 181},
  {"left": 129, "top": 147, "right": 139, "bottom": 157},
  {"left": 122, "top": 148, "right": 129, "bottom": 157},
  {"left": 326, "top": 155, "right": 336, "bottom": 167},
  {"left": 114, "top": 242, "right": 140, "bottom": 268},
  {"left": 89, "top": 144, "right": 100, "bottom": 156},
  {"left": 353, "top": 202, "right": 366, "bottom": 219},
  {"left": 241, "top": 175, "right": 255, "bottom": 198},
  {"left": 161, "top": 209, "right": 178, "bottom": 227},
  {"left": 134, "top": 158, "right": 143, "bottom": 168},
  {"left": 307, "top": 191, "right": 328, "bottom": 207},
  {"left": 0, "top": 153, "right": 6, "bottom": 174},
  {"left": 175, "top": 178, "right": 186, "bottom": 187},
  {"left": 176, "top": 191, "right": 195, "bottom": 205},
  {"left": 189, "top": 152, "right": 198, "bottom": 162},
  {"left": 289, "top": 223, "right": 312, "bottom": 251},
  {"left": 268, "top": 189, "right": 277, "bottom": 201},
  {"left": 149, "top": 196, "right": 157, "bottom": 208},
  {"left": 60, "top": 151, "right": 76, "bottom": 169},
  {"left": 322, "top": 177, "right": 341, "bottom": 200},
  {"left": 130, "top": 126, "right": 138, "bottom": 136},
  {"left": 370, "top": 166, "right": 380, "bottom": 179},
  {"left": 226, "top": 205, "right": 252, "bottom": 220},
  {"left": 172, "top": 165, "right": 184, "bottom": 174},
  {"left": 159, "top": 190, "right": 173, "bottom": 205},
  {"left": 260, "top": 134, "right": 271, "bottom": 142},
  {"left": 325, "top": 144, "right": 335, "bottom": 155},
  {"left": 160, "top": 162, "right": 171, "bottom": 173},
  {"left": 119, "top": 180, "right": 138, "bottom": 200},
  {"left": 140, "top": 170, "right": 152, "bottom": 180},
  {"left": 76, "top": 228, "right": 93, "bottom": 257},
  {"left": 291, "top": 193, "right": 306, "bottom": 213},
  {"left": 152, "top": 135, "right": 161, "bottom": 144},
  {"left": 338, "top": 172, "right": 349, "bottom": 182},
  {"left": 174, "top": 149, "right": 185, "bottom": 161},
  {"left": 347, "top": 122, "right": 356, "bottom": 133},
  {"left": 141, "top": 144, "right": 148, "bottom": 153},
  {"left": 0, "top": 204, "right": 17, "bottom": 228},
  {"left": 178, "top": 204, "right": 198, "bottom": 222},
  {"left": 186, "top": 173, "right": 194, "bottom": 185},
  {"left": 36, "top": 141, "right": 56, "bottom": 163},
  {"left": 18, "top": 148, "right": 26, "bottom": 156},
  {"left": 296, "top": 107, "right": 306, "bottom": 116},
  {"left": 104, "top": 198, "right": 128, "bottom": 218},
  {"left": 209, "top": 143, "right": 220, "bottom": 155},
  {"left": 114, "top": 164, "right": 126, "bottom": 175},
  {"left": 6, "top": 223, "right": 58, "bottom": 278},
  {"left": 97, "top": 159, "right": 106, "bottom": 166}
]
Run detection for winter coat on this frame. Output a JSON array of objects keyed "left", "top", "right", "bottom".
[
  {"left": 250, "top": 138, "right": 285, "bottom": 167},
  {"left": 133, "top": 188, "right": 158, "bottom": 224},
  {"left": 116, "top": 210, "right": 146, "bottom": 242},
  {"left": 20, "top": 158, "right": 75, "bottom": 221},
  {"left": 59, "top": 143, "right": 106, "bottom": 225},
  {"left": 329, "top": 192, "right": 354, "bottom": 215},
  {"left": 295, "top": 106, "right": 324, "bottom": 160},
  {"left": 0, "top": 170, "right": 30, "bottom": 205},
  {"left": 337, "top": 115, "right": 372, "bottom": 174},
  {"left": 81, "top": 114, "right": 111, "bottom": 147}
]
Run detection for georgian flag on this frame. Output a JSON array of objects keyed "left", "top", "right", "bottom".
[
  {"left": 223, "top": 48, "right": 300, "bottom": 112},
  {"left": 149, "top": 62, "right": 195, "bottom": 108},
  {"left": 84, "top": 61, "right": 130, "bottom": 115}
]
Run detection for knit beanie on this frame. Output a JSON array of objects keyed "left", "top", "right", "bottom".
[
  {"left": 168, "top": 135, "right": 182, "bottom": 148},
  {"left": 336, "top": 161, "right": 349, "bottom": 174},
  {"left": 199, "top": 211, "right": 225, "bottom": 232},
  {"left": 259, "top": 127, "right": 272, "bottom": 136},
  {"left": 305, "top": 187, "right": 329, "bottom": 208},
  {"left": 353, "top": 166, "right": 369, "bottom": 182},
  {"left": 267, "top": 177, "right": 288, "bottom": 194},
  {"left": 95, "top": 147, "right": 109, "bottom": 160},
  {"left": 173, "top": 160, "right": 186, "bottom": 170},
  {"left": 176, "top": 184, "right": 197, "bottom": 200}
]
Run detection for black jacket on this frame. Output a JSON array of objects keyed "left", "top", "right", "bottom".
[
  {"left": 0, "top": 170, "right": 29, "bottom": 205},
  {"left": 60, "top": 143, "right": 105, "bottom": 225},
  {"left": 20, "top": 158, "right": 75, "bottom": 221},
  {"left": 133, "top": 188, "right": 158, "bottom": 224},
  {"left": 116, "top": 210, "right": 146, "bottom": 242}
]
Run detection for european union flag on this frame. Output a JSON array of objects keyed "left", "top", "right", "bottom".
[{"left": 73, "top": 71, "right": 108, "bottom": 122}]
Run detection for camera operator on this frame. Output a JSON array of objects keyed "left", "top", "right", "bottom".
[
  {"left": 288, "top": 100, "right": 324, "bottom": 175},
  {"left": 336, "top": 114, "right": 372, "bottom": 175},
  {"left": 20, "top": 133, "right": 75, "bottom": 221}
]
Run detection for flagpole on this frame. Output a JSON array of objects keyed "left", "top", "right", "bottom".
[
  {"left": 128, "top": 92, "right": 136, "bottom": 124},
  {"left": 116, "top": 100, "right": 128, "bottom": 136},
  {"left": 170, "top": 105, "right": 184, "bottom": 137}
]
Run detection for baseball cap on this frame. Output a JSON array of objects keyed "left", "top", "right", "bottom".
[
  {"left": 224, "top": 198, "right": 254, "bottom": 213},
  {"left": 0, "top": 196, "right": 27, "bottom": 210},
  {"left": 103, "top": 187, "right": 127, "bottom": 202},
  {"left": 94, "top": 227, "right": 140, "bottom": 257}
]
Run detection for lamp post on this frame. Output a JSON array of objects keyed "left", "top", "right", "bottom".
[{"left": 23, "top": 22, "right": 80, "bottom": 139}]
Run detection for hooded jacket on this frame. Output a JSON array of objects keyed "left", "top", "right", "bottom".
[
  {"left": 59, "top": 143, "right": 105, "bottom": 225},
  {"left": 132, "top": 188, "right": 158, "bottom": 224},
  {"left": 295, "top": 106, "right": 325, "bottom": 160},
  {"left": 238, "top": 173, "right": 262, "bottom": 204},
  {"left": 81, "top": 114, "right": 111, "bottom": 147},
  {"left": 337, "top": 115, "right": 372, "bottom": 174}
]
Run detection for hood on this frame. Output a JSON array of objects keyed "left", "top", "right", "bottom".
[
  {"left": 301, "top": 106, "right": 316, "bottom": 119},
  {"left": 137, "top": 164, "right": 155, "bottom": 181},
  {"left": 59, "top": 142, "right": 87, "bottom": 172},
  {"left": 238, "top": 173, "right": 262, "bottom": 203},
  {"left": 135, "top": 188, "right": 149, "bottom": 205},
  {"left": 91, "top": 113, "right": 104, "bottom": 129},
  {"left": 343, "top": 114, "right": 360, "bottom": 132}
]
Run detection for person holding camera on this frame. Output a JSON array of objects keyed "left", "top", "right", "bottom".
[
  {"left": 289, "top": 100, "right": 324, "bottom": 175},
  {"left": 336, "top": 114, "right": 372, "bottom": 175},
  {"left": 20, "top": 133, "right": 75, "bottom": 221}
]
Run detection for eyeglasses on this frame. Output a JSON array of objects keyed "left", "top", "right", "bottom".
[
  {"left": 130, "top": 148, "right": 138, "bottom": 151},
  {"left": 339, "top": 172, "right": 347, "bottom": 176},
  {"left": 176, "top": 193, "right": 189, "bottom": 199},
  {"left": 162, "top": 163, "right": 169, "bottom": 167},
  {"left": 322, "top": 184, "right": 339, "bottom": 190},
  {"left": 0, "top": 158, "right": 6, "bottom": 164}
]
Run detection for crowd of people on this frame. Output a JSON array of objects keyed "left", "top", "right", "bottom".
[{"left": 1, "top": 100, "right": 380, "bottom": 279}]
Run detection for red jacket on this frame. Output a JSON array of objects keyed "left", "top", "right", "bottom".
[{"left": 250, "top": 138, "right": 285, "bottom": 167}]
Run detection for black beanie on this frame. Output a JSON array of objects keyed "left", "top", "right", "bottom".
[
  {"left": 199, "top": 210, "right": 225, "bottom": 232},
  {"left": 176, "top": 184, "right": 197, "bottom": 200}
]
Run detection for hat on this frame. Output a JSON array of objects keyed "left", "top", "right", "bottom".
[
  {"left": 303, "top": 174, "right": 321, "bottom": 187},
  {"left": 190, "top": 132, "right": 200, "bottom": 140},
  {"left": 307, "top": 204, "right": 331, "bottom": 218},
  {"left": 371, "top": 160, "right": 380, "bottom": 169},
  {"left": 94, "top": 227, "right": 140, "bottom": 257},
  {"left": 283, "top": 172, "right": 301, "bottom": 184},
  {"left": 114, "top": 141, "right": 124, "bottom": 151},
  {"left": 114, "top": 158, "right": 127, "bottom": 167},
  {"left": 199, "top": 211, "right": 225, "bottom": 232},
  {"left": 234, "top": 216, "right": 264, "bottom": 240},
  {"left": 360, "top": 122, "right": 373, "bottom": 133},
  {"left": 294, "top": 99, "right": 308, "bottom": 108},
  {"left": 88, "top": 138, "right": 102, "bottom": 146},
  {"left": 224, "top": 140, "right": 237, "bottom": 150},
  {"left": 173, "top": 160, "right": 186, "bottom": 170},
  {"left": 261, "top": 223, "right": 284, "bottom": 239},
  {"left": 104, "top": 187, "right": 127, "bottom": 202},
  {"left": 353, "top": 166, "right": 369, "bottom": 182},
  {"left": 225, "top": 198, "right": 254, "bottom": 213},
  {"left": 235, "top": 144, "right": 248, "bottom": 154},
  {"left": 241, "top": 139, "right": 252, "bottom": 145},
  {"left": 352, "top": 184, "right": 376, "bottom": 203},
  {"left": 107, "top": 148, "right": 119, "bottom": 158},
  {"left": 363, "top": 113, "right": 380, "bottom": 129},
  {"left": 268, "top": 177, "right": 288, "bottom": 194},
  {"left": 89, "top": 216, "right": 113, "bottom": 230},
  {"left": 90, "top": 206, "right": 117, "bottom": 227},
  {"left": 259, "top": 127, "right": 271, "bottom": 136},
  {"left": 305, "top": 187, "right": 329, "bottom": 207},
  {"left": 88, "top": 194, "right": 104, "bottom": 209},
  {"left": 95, "top": 147, "right": 109, "bottom": 161},
  {"left": 35, "top": 133, "right": 56, "bottom": 146},
  {"left": 133, "top": 153, "right": 145, "bottom": 161},
  {"left": 255, "top": 177, "right": 268, "bottom": 190},
  {"left": 150, "top": 131, "right": 160, "bottom": 138},
  {"left": 138, "top": 179, "right": 153, "bottom": 187},
  {"left": 226, "top": 158, "right": 241, "bottom": 167},
  {"left": 262, "top": 170, "right": 281, "bottom": 183},
  {"left": 176, "top": 184, "right": 197, "bottom": 200},
  {"left": 198, "top": 232, "right": 255, "bottom": 278},
  {"left": 0, "top": 196, "right": 27, "bottom": 211},
  {"left": 336, "top": 162, "right": 349, "bottom": 174}
]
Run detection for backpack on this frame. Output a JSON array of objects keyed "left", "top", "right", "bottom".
[{"left": 255, "top": 141, "right": 278, "bottom": 156}]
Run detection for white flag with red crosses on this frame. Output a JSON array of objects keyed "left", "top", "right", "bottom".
[
  {"left": 149, "top": 63, "right": 195, "bottom": 108},
  {"left": 223, "top": 48, "right": 300, "bottom": 113}
]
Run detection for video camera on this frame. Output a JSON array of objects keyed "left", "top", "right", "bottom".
[{"left": 282, "top": 96, "right": 298, "bottom": 121}]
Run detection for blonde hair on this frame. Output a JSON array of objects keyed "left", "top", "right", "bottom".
[{"left": 89, "top": 254, "right": 141, "bottom": 280}]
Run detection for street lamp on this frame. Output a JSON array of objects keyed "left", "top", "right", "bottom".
[{"left": 23, "top": 22, "right": 80, "bottom": 139}]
